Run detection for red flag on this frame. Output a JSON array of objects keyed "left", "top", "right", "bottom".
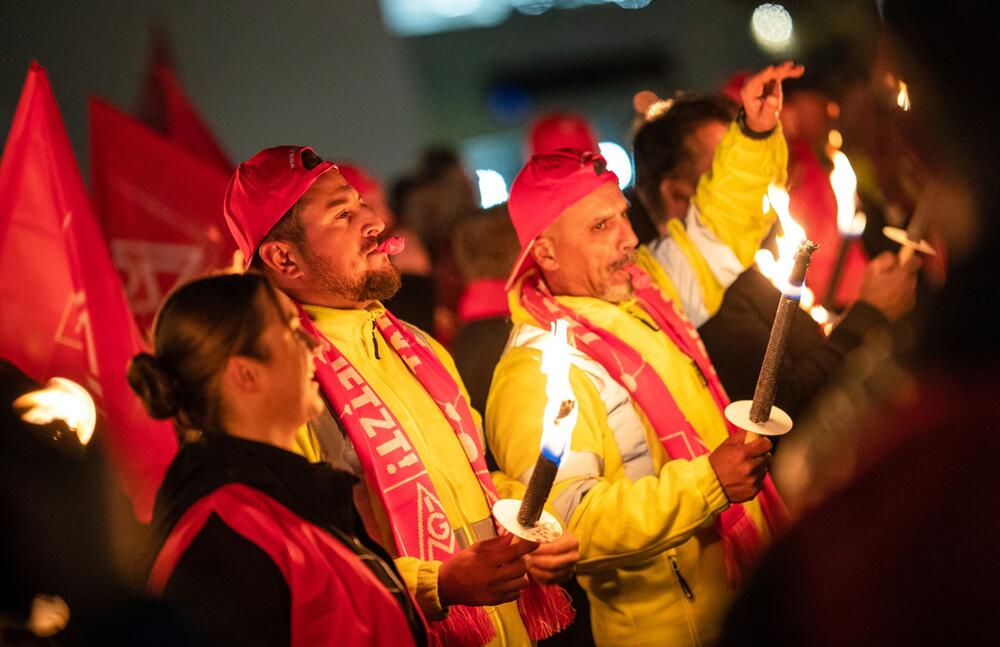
[
  {"left": 136, "top": 33, "right": 233, "bottom": 174},
  {"left": 90, "top": 97, "right": 235, "bottom": 334},
  {"left": 0, "top": 62, "right": 177, "bottom": 522}
]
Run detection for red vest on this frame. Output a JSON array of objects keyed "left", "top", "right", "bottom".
[{"left": 149, "top": 483, "right": 420, "bottom": 647}]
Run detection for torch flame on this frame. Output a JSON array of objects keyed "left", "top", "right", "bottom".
[
  {"left": 757, "top": 184, "right": 808, "bottom": 298},
  {"left": 829, "top": 150, "right": 866, "bottom": 237},
  {"left": 13, "top": 377, "right": 96, "bottom": 445},
  {"left": 538, "top": 319, "right": 578, "bottom": 464},
  {"left": 896, "top": 80, "right": 911, "bottom": 111}
]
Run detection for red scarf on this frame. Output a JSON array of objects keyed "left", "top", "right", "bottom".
[
  {"left": 518, "top": 267, "right": 787, "bottom": 587},
  {"left": 297, "top": 305, "right": 573, "bottom": 646}
]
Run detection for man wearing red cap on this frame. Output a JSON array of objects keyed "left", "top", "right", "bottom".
[
  {"left": 485, "top": 63, "right": 801, "bottom": 646},
  {"left": 223, "top": 147, "right": 577, "bottom": 646}
]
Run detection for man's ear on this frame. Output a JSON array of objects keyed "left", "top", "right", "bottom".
[
  {"left": 223, "top": 355, "right": 264, "bottom": 395},
  {"left": 530, "top": 236, "right": 559, "bottom": 272},
  {"left": 258, "top": 240, "right": 304, "bottom": 279}
]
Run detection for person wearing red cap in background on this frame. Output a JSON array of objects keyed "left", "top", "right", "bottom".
[
  {"left": 485, "top": 63, "right": 801, "bottom": 646},
  {"left": 527, "top": 111, "right": 599, "bottom": 157},
  {"left": 223, "top": 147, "right": 577, "bottom": 646},
  {"left": 632, "top": 90, "right": 918, "bottom": 422},
  {"left": 336, "top": 162, "right": 436, "bottom": 334}
]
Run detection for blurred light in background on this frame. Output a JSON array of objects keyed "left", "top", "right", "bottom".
[
  {"left": 511, "top": 0, "right": 555, "bottom": 16},
  {"left": 381, "top": 0, "right": 654, "bottom": 36},
  {"left": 477, "top": 169, "right": 509, "bottom": 207},
  {"left": 751, "top": 3, "right": 793, "bottom": 53},
  {"left": 598, "top": 141, "right": 632, "bottom": 189}
]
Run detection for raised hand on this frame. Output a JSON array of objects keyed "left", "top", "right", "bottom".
[
  {"left": 438, "top": 534, "right": 539, "bottom": 606},
  {"left": 740, "top": 61, "right": 805, "bottom": 134}
]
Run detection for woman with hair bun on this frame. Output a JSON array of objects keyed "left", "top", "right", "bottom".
[{"left": 129, "top": 273, "right": 425, "bottom": 647}]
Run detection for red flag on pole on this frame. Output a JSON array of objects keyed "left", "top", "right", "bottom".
[
  {"left": 136, "top": 24, "right": 232, "bottom": 171},
  {"left": 89, "top": 97, "right": 235, "bottom": 334},
  {"left": 144, "top": 63, "right": 232, "bottom": 172},
  {"left": 0, "top": 62, "right": 176, "bottom": 522}
]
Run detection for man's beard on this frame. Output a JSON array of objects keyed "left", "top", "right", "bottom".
[
  {"left": 601, "top": 253, "right": 636, "bottom": 303},
  {"left": 304, "top": 247, "right": 402, "bottom": 304}
]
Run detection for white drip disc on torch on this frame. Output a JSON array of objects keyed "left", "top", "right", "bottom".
[
  {"left": 724, "top": 400, "right": 793, "bottom": 437},
  {"left": 492, "top": 499, "right": 563, "bottom": 543},
  {"left": 882, "top": 226, "right": 936, "bottom": 255}
]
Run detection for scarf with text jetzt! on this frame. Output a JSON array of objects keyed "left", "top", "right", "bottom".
[
  {"left": 518, "top": 267, "right": 787, "bottom": 587},
  {"left": 296, "top": 304, "right": 573, "bottom": 647}
]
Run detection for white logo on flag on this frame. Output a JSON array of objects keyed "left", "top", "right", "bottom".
[
  {"left": 110, "top": 240, "right": 205, "bottom": 316},
  {"left": 54, "top": 290, "right": 102, "bottom": 398}
]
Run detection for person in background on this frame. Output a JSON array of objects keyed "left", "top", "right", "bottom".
[
  {"left": 397, "top": 146, "right": 480, "bottom": 346},
  {"left": 225, "top": 148, "right": 577, "bottom": 645},
  {"left": 487, "top": 63, "right": 801, "bottom": 646},
  {"left": 451, "top": 204, "right": 520, "bottom": 418},
  {"left": 130, "top": 273, "right": 425, "bottom": 646},
  {"left": 632, "top": 93, "right": 918, "bottom": 420},
  {"left": 337, "top": 162, "right": 435, "bottom": 333}
]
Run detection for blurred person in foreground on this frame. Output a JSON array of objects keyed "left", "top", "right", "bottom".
[
  {"left": 721, "top": 1, "right": 1000, "bottom": 644},
  {"left": 225, "top": 149, "right": 577, "bottom": 645},
  {"left": 632, "top": 92, "right": 918, "bottom": 421},
  {"left": 486, "top": 63, "right": 801, "bottom": 646},
  {"left": 131, "top": 273, "right": 426, "bottom": 646}
]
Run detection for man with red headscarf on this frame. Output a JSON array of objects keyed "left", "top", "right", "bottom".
[
  {"left": 223, "top": 149, "right": 578, "bottom": 646},
  {"left": 486, "top": 63, "right": 801, "bottom": 646}
]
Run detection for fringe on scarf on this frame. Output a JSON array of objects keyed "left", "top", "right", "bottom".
[
  {"left": 428, "top": 605, "right": 495, "bottom": 647},
  {"left": 720, "top": 512, "right": 765, "bottom": 589},
  {"left": 518, "top": 580, "right": 576, "bottom": 640}
]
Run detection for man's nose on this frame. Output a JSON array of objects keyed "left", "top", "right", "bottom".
[
  {"left": 619, "top": 217, "right": 639, "bottom": 251},
  {"left": 360, "top": 204, "right": 386, "bottom": 238}
]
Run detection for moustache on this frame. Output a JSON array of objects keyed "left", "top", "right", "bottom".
[
  {"left": 609, "top": 253, "right": 636, "bottom": 272},
  {"left": 361, "top": 237, "right": 379, "bottom": 255}
]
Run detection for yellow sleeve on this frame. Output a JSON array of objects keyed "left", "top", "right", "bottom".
[
  {"left": 693, "top": 121, "right": 788, "bottom": 266},
  {"left": 486, "top": 346, "right": 729, "bottom": 573},
  {"left": 394, "top": 557, "right": 446, "bottom": 620}
]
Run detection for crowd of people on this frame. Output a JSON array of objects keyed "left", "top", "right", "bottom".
[{"left": 4, "top": 1, "right": 996, "bottom": 644}]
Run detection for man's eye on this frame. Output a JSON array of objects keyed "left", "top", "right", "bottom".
[
  {"left": 593, "top": 220, "right": 607, "bottom": 231},
  {"left": 335, "top": 210, "right": 349, "bottom": 220}
]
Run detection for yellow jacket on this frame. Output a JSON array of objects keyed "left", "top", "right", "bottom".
[
  {"left": 485, "top": 123, "right": 785, "bottom": 647},
  {"left": 296, "top": 303, "right": 530, "bottom": 647}
]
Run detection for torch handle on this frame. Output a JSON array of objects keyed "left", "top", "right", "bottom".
[
  {"left": 749, "top": 297, "right": 798, "bottom": 423},
  {"left": 518, "top": 454, "right": 560, "bottom": 527}
]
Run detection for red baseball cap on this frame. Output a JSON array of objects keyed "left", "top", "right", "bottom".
[
  {"left": 224, "top": 146, "right": 336, "bottom": 271},
  {"left": 528, "top": 111, "right": 599, "bottom": 157},
  {"left": 506, "top": 149, "right": 618, "bottom": 290}
]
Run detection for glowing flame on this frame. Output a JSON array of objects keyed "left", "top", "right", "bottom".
[
  {"left": 809, "top": 304, "right": 830, "bottom": 326},
  {"left": 539, "top": 319, "right": 578, "bottom": 464},
  {"left": 829, "top": 150, "right": 866, "bottom": 237},
  {"left": 14, "top": 377, "right": 97, "bottom": 445},
  {"left": 896, "top": 80, "right": 911, "bottom": 111},
  {"left": 757, "top": 183, "right": 809, "bottom": 298}
]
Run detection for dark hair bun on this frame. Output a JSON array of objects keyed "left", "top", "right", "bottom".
[{"left": 127, "top": 353, "right": 180, "bottom": 420}]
